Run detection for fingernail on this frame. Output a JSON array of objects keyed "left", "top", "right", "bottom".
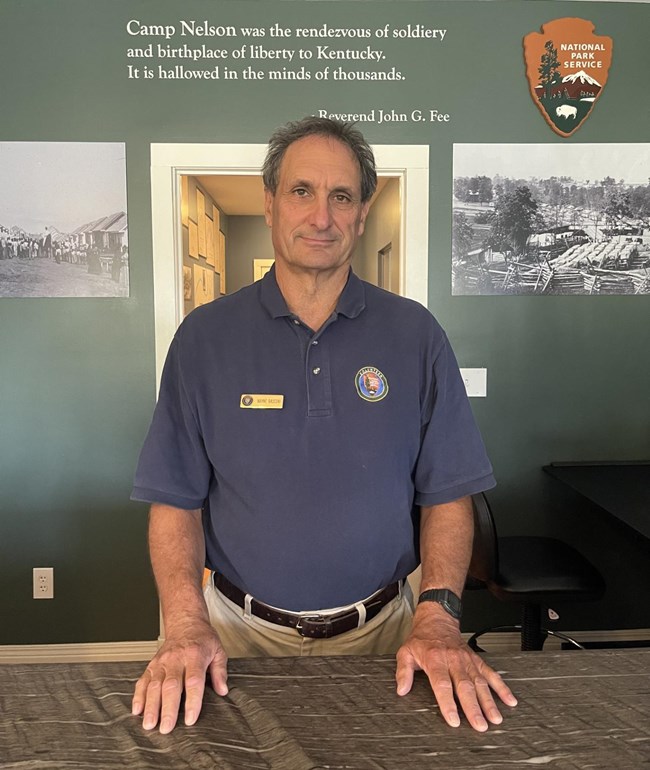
[
  {"left": 185, "top": 710, "right": 196, "bottom": 725},
  {"left": 142, "top": 717, "right": 155, "bottom": 731},
  {"left": 449, "top": 713, "right": 461, "bottom": 728}
]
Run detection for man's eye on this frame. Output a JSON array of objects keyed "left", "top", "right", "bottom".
[
  {"left": 293, "top": 188, "right": 309, "bottom": 197},
  {"left": 333, "top": 194, "right": 353, "bottom": 205}
]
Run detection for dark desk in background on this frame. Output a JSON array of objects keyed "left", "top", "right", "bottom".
[
  {"left": 544, "top": 461, "right": 650, "bottom": 541},
  {"left": 2, "top": 651, "right": 650, "bottom": 769}
]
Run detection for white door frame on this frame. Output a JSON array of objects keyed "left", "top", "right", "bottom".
[{"left": 150, "top": 143, "right": 429, "bottom": 387}]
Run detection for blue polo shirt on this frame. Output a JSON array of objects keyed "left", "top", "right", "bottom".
[{"left": 132, "top": 267, "right": 495, "bottom": 611}]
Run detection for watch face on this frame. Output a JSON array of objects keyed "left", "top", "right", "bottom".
[
  {"left": 419, "top": 589, "right": 462, "bottom": 619},
  {"left": 443, "top": 597, "right": 461, "bottom": 618}
]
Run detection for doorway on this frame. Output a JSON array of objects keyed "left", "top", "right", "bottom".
[
  {"left": 151, "top": 143, "right": 429, "bottom": 386},
  {"left": 377, "top": 242, "right": 394, "bottom": 293}
]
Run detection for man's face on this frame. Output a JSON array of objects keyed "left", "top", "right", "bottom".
[{"left": 264, "top": 135, "right": 370, "bottom": 275}]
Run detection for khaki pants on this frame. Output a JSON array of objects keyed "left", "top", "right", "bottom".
[{"left": 203, "top": 574, "right": 415, "bottom": 658}]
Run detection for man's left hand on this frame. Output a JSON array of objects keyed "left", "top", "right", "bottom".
[{"left": 395, "top": 603, "right": 517, "bottom": 731}]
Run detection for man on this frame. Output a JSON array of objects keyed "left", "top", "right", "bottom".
[{"left": 131, "top": 117, "right": 517, "bottom": 736}]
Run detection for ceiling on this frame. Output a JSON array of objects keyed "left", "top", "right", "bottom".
[
  {"left": 196, "top": 175, "right": 265, "bottom": 216},
  {"left": 196, "top": 174, "right": 390, "bottom": 216}
]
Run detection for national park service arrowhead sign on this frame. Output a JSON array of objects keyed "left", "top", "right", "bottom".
[{"left": 524, "top": 18, "right": 613, "bottom": 137}]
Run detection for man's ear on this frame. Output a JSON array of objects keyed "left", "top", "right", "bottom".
[
  {"left": 357, "top": 201, "right": 371, "bottom": 236},
  {"left": 264, "top": 189, "right": 274, "bottom": 228}
]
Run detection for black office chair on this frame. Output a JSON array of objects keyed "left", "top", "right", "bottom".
[{"left": 466, "top": 492, "right": 605, "bottom": 651}]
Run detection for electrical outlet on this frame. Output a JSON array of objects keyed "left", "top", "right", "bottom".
[
  {"left": 459, "top": 368, "right": 487, "bottom": 397},
  {"left": 33, "top": 567, "right": 54, "bottom": 599}
]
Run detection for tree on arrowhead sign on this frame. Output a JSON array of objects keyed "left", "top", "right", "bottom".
[{"left": 524, "top": 18, "right": 613, "bottom": 137}]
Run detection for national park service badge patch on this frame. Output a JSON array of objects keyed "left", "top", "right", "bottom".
[
  {"left": 523, "top": 18, "right": 613, "bottom": 137},
  {"left": 355, "top": 366, "right": 388, "bottom": 402}
]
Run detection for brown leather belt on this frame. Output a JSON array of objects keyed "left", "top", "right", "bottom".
[{"left": 213, "top": 572, "right": 401, "bottom": 639}]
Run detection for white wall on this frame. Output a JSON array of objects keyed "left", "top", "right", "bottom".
[
  {"left": 355, "top": 178, "right": 401, "bottom": 291},
  {"left": 226, "top": 215, "right": 272, "bottom": 293}
]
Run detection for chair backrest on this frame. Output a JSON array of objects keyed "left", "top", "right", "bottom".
[{"left": 468, "top": 493, "right": 499, "bottom": 584}]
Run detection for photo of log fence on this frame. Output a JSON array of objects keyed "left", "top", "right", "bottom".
[{"left": 452, "top": 144, "right": 650, "bottom": 296}]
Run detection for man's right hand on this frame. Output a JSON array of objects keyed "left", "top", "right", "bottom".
[{"left": 132, "top": 620, "right": 229, "bottom": 734}]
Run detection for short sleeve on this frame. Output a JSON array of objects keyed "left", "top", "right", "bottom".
[
  {"left": 414, "top": 332, "right": 495, "bottom": 506},
  {"left": 131, "top": 334, "right": 212, "bottom": 510}
]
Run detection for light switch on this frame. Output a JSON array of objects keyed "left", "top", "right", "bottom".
[{"left": 459, "top": 368, "right": 487, "bottom": 397}]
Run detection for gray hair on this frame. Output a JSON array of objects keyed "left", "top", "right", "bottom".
[{"left": 262, "top": 116, "right": 377, "bottom": 202}]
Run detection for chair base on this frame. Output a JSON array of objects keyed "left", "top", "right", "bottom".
[{"left": 467, "top": 624, "right": 586, "bottom": 652}]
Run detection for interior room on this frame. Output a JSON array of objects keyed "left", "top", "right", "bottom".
[
  {"left": 1, "top": 0, "right": 648, "bottom": 765},
  {"left": 182, "top": 173, "right": 400, "bottom": 311}
]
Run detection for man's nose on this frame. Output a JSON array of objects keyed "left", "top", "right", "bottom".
[{"left": 309, "top": 194, "right": 333, "bottom": 230}]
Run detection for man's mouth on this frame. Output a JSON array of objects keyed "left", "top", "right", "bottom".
[{"left": 299, "top": 235, "right": 337, "bottom": 246}]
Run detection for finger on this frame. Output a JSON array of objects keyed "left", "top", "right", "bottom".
[
  {"left": 394, "top": 650, "right": 416, "bottom": 696},
  {"left": 158, "top": 673, "right": 183, "bottom": 734},
  {"left": 183, "top": 665, "right": 208, "bottom": 727},
  {"left": 473, "top": 675, "right": 504, "bottom": 725},
  {"left": 453, "top": 675, "right": 489, "bottom": 732},
  {"left": 425, "top": 667, "right": 461, "bottom": 728},
  {"left": 132, "top": 671, "right": 151, "bottom": 716},
  {"left": 410, "top": 644, "right": 465, "bottom": 728},
  {"left": 480, "top": 664, "right": 518, "bottom": 708},
  {"left": 452, "top": 653, "right": 513, "bottom": 730},
  {"left": 208, "top": 655, "right": 229, "bottom": 698},
  {"left": 141, "top": 673, "right": 163, "bottom": 731}
]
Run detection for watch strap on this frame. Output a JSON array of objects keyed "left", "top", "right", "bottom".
[{"left": 417, "top": 588, "right": 462, "bottom": 619}]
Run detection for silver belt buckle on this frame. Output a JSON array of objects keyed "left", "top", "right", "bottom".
[{"left": 295, "top": 614, "right": 331, "bottom": 637}]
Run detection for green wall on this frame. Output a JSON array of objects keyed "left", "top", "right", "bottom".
[{"left": 1, "top": 0, "right": 648, "bottom": 645}]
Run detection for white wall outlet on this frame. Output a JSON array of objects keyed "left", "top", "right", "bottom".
[
  {"left": 459, "top": 368, "right": 487, "bottom": 398},
  {"left": 33, "top": 567, "right": 54, "bottom": 599}
]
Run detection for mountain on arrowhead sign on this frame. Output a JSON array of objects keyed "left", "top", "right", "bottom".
[{"left": 523, "top": 18, "right": 613, "bottom": 137}]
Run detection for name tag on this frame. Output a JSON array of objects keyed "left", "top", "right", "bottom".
[{"left": 240, "top": 394, "right": 284, "bottom": 409}]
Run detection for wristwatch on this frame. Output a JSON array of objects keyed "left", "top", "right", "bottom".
[{"left": 418, "top": 588, "right": 462, "bottom": 619}]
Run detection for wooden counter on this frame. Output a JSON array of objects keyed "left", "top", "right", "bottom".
[{"left": 1, "top": 650, "right": 649, "bottom": 768}]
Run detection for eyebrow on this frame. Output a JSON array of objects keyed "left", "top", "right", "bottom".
[
  {"left": 331, "top": 185, "right": 357, "bottom": 197},
  {"left": 287, "top": 178, "right": 358, "bottom": 198},
  {"left": 288, "top": 178, "right": 314, "bottom": 190}
]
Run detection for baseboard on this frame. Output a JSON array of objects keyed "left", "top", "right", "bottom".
[
  {"left": 461, "top": 627, "right": 650, "bottom": 653},
  {"left": 0, "top": 640, "right": 160, "bottom": 664},
  {"left": 1, "top": 629, "right": 648, "bottom": 662}
]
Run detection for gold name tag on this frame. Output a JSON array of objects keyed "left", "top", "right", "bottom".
[{"left": 240, "top": 394, "right": 284, "bottom": 409}]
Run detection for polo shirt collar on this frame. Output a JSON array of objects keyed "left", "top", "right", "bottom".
[
  {"left": 260, "top": 265, "right": 291, "bottom": 319},
  {"left": 260, "top": 264, "right": 366, "bottom": 321},
  {"left": 336, "top": 269, "right": 366, "bottom": 319}
]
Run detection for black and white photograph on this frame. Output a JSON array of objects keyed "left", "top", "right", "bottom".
[
  {"left": 0, "top": 142, "right": 128, "bottom": 298},
  {"left": 452, "top": 143, "right": 650, "bottom": 296}
]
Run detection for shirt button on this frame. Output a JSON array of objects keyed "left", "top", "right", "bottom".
[
  {"left": 293, "top": 318, "right": 300, "bottom": 325},
  {"left": 312, "top": 367, "right": 321, "bottom": 375},
  {"left": 311, "top": 340, "right": 319, "bottom": 345}
]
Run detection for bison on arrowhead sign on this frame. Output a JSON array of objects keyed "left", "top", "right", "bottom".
[{"left": 524, "top": 18, "right": 613, "bottom": 137}]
